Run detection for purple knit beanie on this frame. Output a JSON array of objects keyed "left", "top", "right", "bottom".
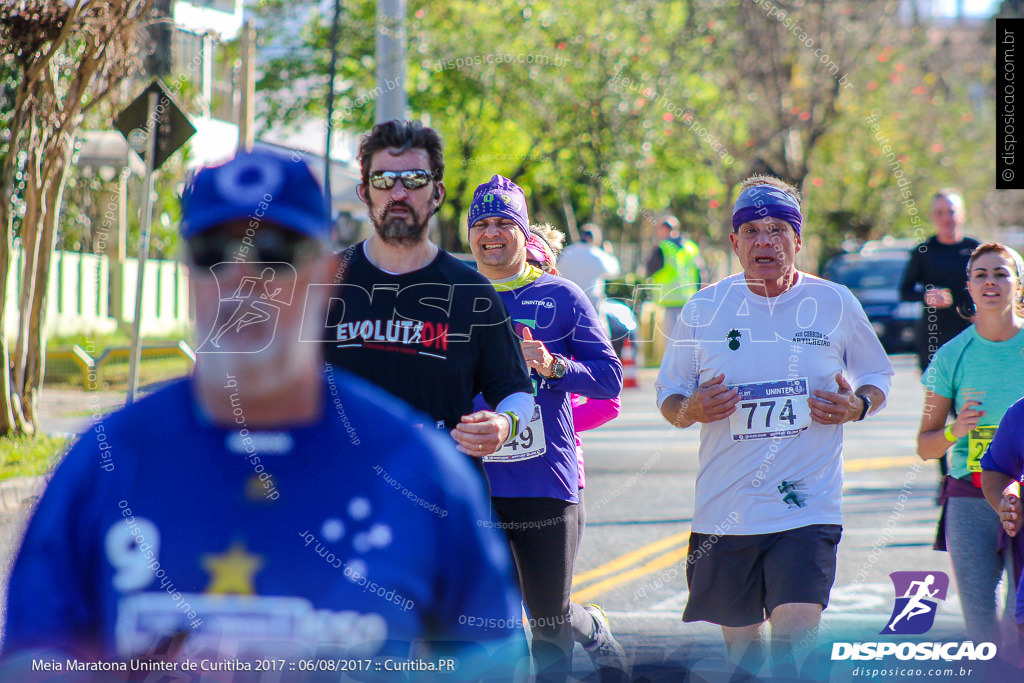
[{"left": 467, "top": 175, "right": 530, "bottom": 238}]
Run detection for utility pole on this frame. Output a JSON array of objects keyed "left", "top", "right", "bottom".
[
  {"left": 325, "top": 0, "right": 343, "bottom": 219},
  {"left": 239, "top": 21, "right": 255, "bottom": 151},
  {"left": 375, "top": 0, "right": 407, "bottom": 123}
]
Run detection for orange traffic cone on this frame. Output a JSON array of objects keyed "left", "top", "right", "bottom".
[{"left": 622, "top": 336, "right": 638, "bottom": 389}]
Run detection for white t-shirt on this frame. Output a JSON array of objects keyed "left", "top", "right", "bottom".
[
  {"left": 655, "top": 272, "right": 893, "bottom": 535},
  {"left": 557, "top": 243, "right": 621, "bottom": 308}
]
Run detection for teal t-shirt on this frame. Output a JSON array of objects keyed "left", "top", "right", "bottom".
[{"left": 922, "top": 325, "right": 1024, "bottom": 479}]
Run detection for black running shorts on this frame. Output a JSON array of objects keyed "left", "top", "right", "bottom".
[{"left": 682, "top": 523, "right": 843, "bottom": 627}]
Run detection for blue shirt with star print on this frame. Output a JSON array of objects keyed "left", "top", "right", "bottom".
[{"left": 4, "top": 368, "right": 525, "bottom": 675}]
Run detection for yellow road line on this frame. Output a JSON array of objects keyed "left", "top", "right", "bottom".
[
  {"left": 572, "top": 531, "right": 688, "bottom": 585},
  {"left": 568, "top": 455, "right": 923, "bottom": 603},
  {"left": 572, "top": 544, "right": 689, "bottom": 604},
  {"left": 844, "top": 455, "right": 920, "bottom": 472}
]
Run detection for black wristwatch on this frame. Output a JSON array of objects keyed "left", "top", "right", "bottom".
[
  {"left": 855, "top": 394, "right": 871, "bottom": 421},
  {"left": 549, "top": 356, "right": 567, "bottom": 380}
]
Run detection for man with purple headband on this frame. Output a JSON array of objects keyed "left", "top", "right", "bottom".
[{"left": 655, "top": 175, "right": 893, "bottom": 677}]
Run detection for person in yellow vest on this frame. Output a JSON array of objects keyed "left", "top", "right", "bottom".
[{"left": 645, "top": 216, "right": 704, "bottom": 339}]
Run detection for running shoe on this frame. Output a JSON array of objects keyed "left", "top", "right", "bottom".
[{"left": 583, "top": 603, "right": 629, "bottom": 682}]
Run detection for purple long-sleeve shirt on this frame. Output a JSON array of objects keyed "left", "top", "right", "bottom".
[{"left": 478, "top": 269, "right": 622, "bottom": 502}]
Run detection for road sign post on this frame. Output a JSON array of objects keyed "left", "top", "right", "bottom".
[{"left": 114, "top": 80, "right": 195, "bottom": 404}]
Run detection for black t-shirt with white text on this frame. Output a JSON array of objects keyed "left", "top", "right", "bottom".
[{"left": 323, "top": 244, "right": 532, "bottom": 430}]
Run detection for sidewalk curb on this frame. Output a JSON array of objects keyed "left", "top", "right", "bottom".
[{"left": 0, "top": 475, "right": 47, "bottom": 513}]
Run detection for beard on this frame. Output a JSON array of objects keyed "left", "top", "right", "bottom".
[{"left": 371, "top": 200, "right": 431, "bottom": 246}]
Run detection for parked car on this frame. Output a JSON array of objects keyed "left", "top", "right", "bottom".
[{"left": 820, "top": 249, "right": 921, "bottom": 353}]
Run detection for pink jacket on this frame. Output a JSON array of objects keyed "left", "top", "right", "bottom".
[{"left": 572, "top": 394, "right": 621, "bottom": 490}]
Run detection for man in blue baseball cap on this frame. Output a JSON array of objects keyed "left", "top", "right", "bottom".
[
  {"left": 655, "top": 174, "right": 893, "bottom": 679},
  {"left": 3, "top": 149, "right": 527, "bottom": 675}
]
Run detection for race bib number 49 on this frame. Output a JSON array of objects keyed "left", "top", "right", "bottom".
[
  {"left": 728, "top": 378, "right": 811, "bottom": 441},
  {"left": 484, "top": 405, "right": 546, "bottom": 462}
]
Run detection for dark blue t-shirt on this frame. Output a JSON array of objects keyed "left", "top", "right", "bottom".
[
  {"left": 980, "top": 396, "right": 1024, "bottom": 624},
  {"left": 4, "top": 368, "right": 525, "bottom": 671}
]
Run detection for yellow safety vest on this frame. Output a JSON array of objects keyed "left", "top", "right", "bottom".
[{"left": 650, "top": 239, "right": 700, "bottom": 307}]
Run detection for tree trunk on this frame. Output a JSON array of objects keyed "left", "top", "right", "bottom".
[
  {"left": 14, "top": 143, "right": 43, "bottom": 399},
  {"left": 0, "top": 177, "right": 16, "bottom": 435},
  {"left": 21, "top": 137, "right": 74, "bottom": 432},
  {"left": 0, "top": 69, "right": 30, "bottom": 437},
  {"left": 0, "top": 0, "right": 155, "bottom": 437},
  {"left": 0, "top": 248, "right": 14, "bottom": 435},
  {"left": 441, "top": 175, "right": 470, "bottom": 253}
]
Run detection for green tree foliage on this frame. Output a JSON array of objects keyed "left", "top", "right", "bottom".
[
  {"left": 210, "top": 1, "right": 1001, "bottom": 266},
  {"left": 802, "top": 9, "right": 995, "bottom": 261},
  {"left": 0, "top": 0, "right": 155, "bottom": 435}
]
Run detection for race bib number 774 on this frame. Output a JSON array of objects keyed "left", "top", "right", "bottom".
[{"left": 728, "top": 378, "right": 811, "bottom": 441}]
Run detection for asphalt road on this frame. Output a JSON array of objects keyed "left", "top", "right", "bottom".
[
  {"left": 573, "top": 354, "right": 1012, "bottom": 682},
  {"left": 0, "top": 355, "right": 1013, "bottom": 682}
]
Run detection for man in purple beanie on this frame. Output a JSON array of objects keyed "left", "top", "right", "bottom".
[
  {"left": 468, "top": 175, "right": 627, "bottom": 683},
  {"left": 655, "top": 175, "right": 893, "bottom": 678},
  {"left": 321, "top": 121, "right": 534, "bottom": 464}
]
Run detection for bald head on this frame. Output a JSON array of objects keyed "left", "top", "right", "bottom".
[{"left": 931, "top": 191, "right": 964, "bottom": 244}]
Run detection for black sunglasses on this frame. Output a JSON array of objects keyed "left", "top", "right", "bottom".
[
  {"left": 368, "top": 169, "right": 434, "bottom": 191},
  {"left": 187, "top": 229, "right": 319, "bottom": 268}
]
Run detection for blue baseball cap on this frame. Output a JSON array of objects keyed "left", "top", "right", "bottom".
[{"left": 180, "top": 150, "right": 330, "bottom": 240}]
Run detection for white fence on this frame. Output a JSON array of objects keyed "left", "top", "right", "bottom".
[{"left": 4, "top": 247, "right": 191, "bottom": 340}]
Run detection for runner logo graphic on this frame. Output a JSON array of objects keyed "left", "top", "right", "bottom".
[
  {"left": 197, "top": 263, "right": 295, "bottom": 354},
  {"left": 881, "top": 571, "right": 949, "bottom": 635}
]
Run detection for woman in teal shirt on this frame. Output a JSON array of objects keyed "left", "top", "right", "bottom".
[{"left": 917, "top": 242, "right": 1024, "bottom": 645}]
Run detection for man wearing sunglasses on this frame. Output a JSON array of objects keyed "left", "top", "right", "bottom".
[
  {"left": 322, "top": 120, "right": 534, "bottom": 463},
  {"left": 4, "top": 150, "right": 527, "bottom": 673}
]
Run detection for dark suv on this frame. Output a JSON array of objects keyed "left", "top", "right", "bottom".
[{"left": 820, "top": 250, "right": 921, "bottom": 353}]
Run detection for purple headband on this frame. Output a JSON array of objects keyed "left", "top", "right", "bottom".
[{"left": 732, "top": 184, "right": 803, "bottom": 236}]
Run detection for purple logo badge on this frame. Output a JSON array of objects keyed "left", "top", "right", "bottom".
[{"left": 881, "top": 571, "right": 949, "bottom": 635}]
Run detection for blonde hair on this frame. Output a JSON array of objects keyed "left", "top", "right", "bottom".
[{"left": 529, "top": 223, "right": 566, "bottom": 259}]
